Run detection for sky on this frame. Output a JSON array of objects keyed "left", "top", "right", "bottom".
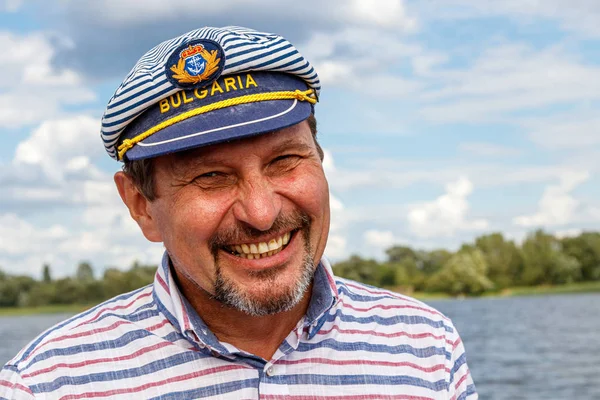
[{"left": 1, "top": 0, "right": 599, "bottom": 278}]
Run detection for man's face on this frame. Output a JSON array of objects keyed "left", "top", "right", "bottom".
[{"left": 146, "top": 120, "right": 330, "bottom": 316}]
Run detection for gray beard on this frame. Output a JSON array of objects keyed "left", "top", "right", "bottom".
[{"left": 211, "top": 228, "right": 315, "bottom": 316}]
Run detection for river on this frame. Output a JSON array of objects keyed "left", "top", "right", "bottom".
[{"left": 1, "top": 293, "right": 599, "bottom": 399}]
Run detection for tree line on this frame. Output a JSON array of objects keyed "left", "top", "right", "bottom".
[
  {"left": 333, "top": 230, "right": 600, "bottom": 295},
  {"left": 0, "top": 229, "right": 599, "bottom": 308},
  {"left": 0, "top": 262, "right": 156, "bottom": 308}
]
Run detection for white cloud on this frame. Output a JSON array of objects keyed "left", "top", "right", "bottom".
[
  {"left": 14, "top": 116, "right": 104, "bottom": 182},
  {"left": 420, "top": 0, "right": 600, "bottom": 38},
  {"left": 363, "top": 229, "right": 399, "bottom": 249},
  {"left": 459, "top": 142, "right": 522, "bottom": 157},
  {"left": 554, "top": 228, "right": 583, "bottom": 239},
  {"left": 325, "top": 193, "right": 347, "bottom": 260},
  {"left": 0, "top": 0, "right": 22, "bottom": 12},
  {"left": 0, "top": 31, "right": 95, "bottom": 128},
  {"left": 407, "top": 177, "right": 489, "bottom": 238},
  {"left": 301, "top": 26, "right": 426, "bottom": 95},
  {"left": 323, "top": 149, "right": 348, "bottom": 260},
  {"left": 419, "top": 44, "right": 600, "bottom": 123},
  {"left": 521, "top": 114, "right": 600, "bottom": 150},
  {"left": 346, "top": 0, "right": 417, "bottom": 30},
  {"left": 77, "top": 0, "right": 417, "bottom": 30},
  {"left": 0, "top": 213, "right": 164, "bottom": 278},
  {"left": 514, "top": 170, "right": 591, "bottom": 227}
]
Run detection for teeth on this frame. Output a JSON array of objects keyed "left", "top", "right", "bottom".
[
  {"left": 226, "top": 231, "right": 294, "bottom": 259},
  {"left": 258, "top": 242, "right": 269, "bottom": 253},
  {"left": 268, "top": 239, "right": 278, "bottom": 251}
]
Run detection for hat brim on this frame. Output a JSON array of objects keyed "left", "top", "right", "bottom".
[{"left": 123, "top": 97, "right": 312, "bottom": 161}]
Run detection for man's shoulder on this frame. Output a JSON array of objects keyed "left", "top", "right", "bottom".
[
  {"left": 333, "top": 277, "right": 454, "bottom": 331},
  {"left": 7, "top": 284, "right": 157, "bottom": 371}
]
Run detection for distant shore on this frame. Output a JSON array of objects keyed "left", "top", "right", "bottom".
[
  {"left": 0, "top": 304, "right": 93, "bottom": 317},
  {"left": 1, "top": 281, "right": 599, "bottom": 316},
  {"left": 393, "top": 280, "right": 600, "bottom": 301}
]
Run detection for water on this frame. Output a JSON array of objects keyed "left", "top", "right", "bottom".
[
  {"left": 429, "top": 293, "right": 600, "bottom": 400},
  {"left": 1, "top": 294, "right": 599, "bottom": 399},
  {"left": 0, "top": 313, "right": 74, "bottom": 364}
]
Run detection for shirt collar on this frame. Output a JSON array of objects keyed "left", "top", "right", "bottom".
[{"left": 153, "top": 252, "right": 339, "bottom": 349}]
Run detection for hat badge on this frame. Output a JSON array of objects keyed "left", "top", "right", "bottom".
[{"left": 168, "top": 39, "right": 224, "bottom": 88}]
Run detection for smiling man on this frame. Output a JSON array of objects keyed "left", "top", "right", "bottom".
[{"left": 0, "top": 27, "right": 477, "bottom": 399}]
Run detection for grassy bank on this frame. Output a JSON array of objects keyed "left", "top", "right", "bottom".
[
  {"left": 2, "top": 281, "right": 600, "bottom": 316},
  {"left": 394, "top": 280, "right": 600, "bottom": 301},
  {"left": 499, "top": 280, "right": 600, "bottom": 297},
  {"left": 0, "top": 304, "right": 92, "bottom": 317}
]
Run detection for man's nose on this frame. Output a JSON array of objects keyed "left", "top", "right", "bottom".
[{"left": 232, "top": 174, "right": 282, "bottom": 231}]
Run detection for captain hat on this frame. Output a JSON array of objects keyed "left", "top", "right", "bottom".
[{"left": 100, "top": 26, "right": 320, "bottom": 161}]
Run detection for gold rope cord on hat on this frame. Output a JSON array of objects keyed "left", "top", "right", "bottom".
[{"left": 117, "top": 89, "right": 318, "bottom": 160}]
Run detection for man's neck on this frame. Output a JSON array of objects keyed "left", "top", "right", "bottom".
[{"left": 176, "top": 273, "right": 312, "bottom": 361}]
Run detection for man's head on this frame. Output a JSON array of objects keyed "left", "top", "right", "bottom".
[{"left": 104, "top": 27, "right": 330, "bottom": 316}]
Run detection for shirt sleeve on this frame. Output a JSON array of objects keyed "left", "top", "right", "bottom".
[
  {"left": 447, "top": 322, "right": 478, "bottom": 400},
  {"left": 0, "top": 365, "right": 35, "bottom": 400}
]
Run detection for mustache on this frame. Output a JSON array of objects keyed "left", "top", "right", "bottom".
[{"left": 209, "top": 211, "right": 310, "bottom": 254}]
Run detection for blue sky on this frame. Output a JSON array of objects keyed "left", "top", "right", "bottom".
[{"left": 1, "top": 0, "right": 599, "bottom": 277}]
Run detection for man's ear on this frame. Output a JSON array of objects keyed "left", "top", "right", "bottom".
[{"left": 114, "top": 171, "right": 162, "bottom": 242}]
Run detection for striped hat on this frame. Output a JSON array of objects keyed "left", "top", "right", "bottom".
[{"left": 101, "top": 26, "right": 320, "bottom": 161}]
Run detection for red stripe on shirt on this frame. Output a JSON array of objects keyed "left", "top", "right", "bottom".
[
  {"left": 74, "top": 292, "right": 153, "bottom": 328},
  {"left": 29, "top": 320, "right": 132, "bottom": 355},
  {"left": 452, "top": 337, "right": 462, "bottom": 350},
  {"left": 454, "top": 369, "right": 470, "bottom": 390},
  {"left": 319, "top": 324, "right": 446, "bottom": 341},
  {"left": 58, "top": 364, "right": 247, "bottom": 399},
  {"left": 156, "top": 272, "right": 170, "bottom": 294},
  {"left": 277, "top": 357, "right": 450, "bottom": 374},
  {"left": 0, "top": 380, "right": 33, "bottom": 395},
  {"left": 343, "top": 282, "right": 421, "bottom": 304},
  {"left": 342, "top": 283, "right": 448, "bottom": 320},
  {"left": 340, "top": 299, "right": 447, "bottom": 318},
  {"left": 22, "top": 342, "right": 173, "bottom": 379},
  {"left": 262, "top": 394, "right": 434, "bottom": 400}
]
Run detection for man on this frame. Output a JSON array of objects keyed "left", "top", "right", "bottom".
[{"left": 0, "top": 27, "right": 477, "bottom": 399}]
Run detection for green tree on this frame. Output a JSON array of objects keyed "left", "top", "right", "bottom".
[
  {"left": 521, "top": 230, "right": 581, "bottom": 285},
  {"left": 332, "top": 255, "right": 383, "bottom": 286},
  {"left": 22, "top": 283, "right": 56, "bottom": 307},
  {"left": 386, "top": 246, "right": 418, "bottom": 264},
  {"left": 52, "top": 278, "right": 85, "bottom": 304},
  {"left": 125, "top": 262, "right": 158, "bottom": 290},
  {"left": 561, "top": 232, "right": 600, "bottom": 281},
  {"left": 42, "top": 264, "right": 52, "bottom": 283},
  {"left": 102, "top": 262, "right": 157, "bottom": 298},
  {"left": 102, "top": 268, "right": 131, "bottom": 298},
  {"left": 385, "top": 246, "right": 451, "bottom": 276},
  {"left": 0, "top": 275, "right": 36, "bottom": 307},
  {"left": 76, "top": 262, "right": 95, "bottom": 282},
  {"left": 474, "top": 233, "right": 523, "bottom": 288},
  {"left": 426, "top": 248, "right": 494, "bottom": 295}
]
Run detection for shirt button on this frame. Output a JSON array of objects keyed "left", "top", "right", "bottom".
[{"left": 266, "top": 366, "right": 275, "bottom": 376}]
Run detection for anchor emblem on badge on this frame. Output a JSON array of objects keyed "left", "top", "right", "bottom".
[{"left": 167, "top": 39, "right": 225, "bottom": 88}]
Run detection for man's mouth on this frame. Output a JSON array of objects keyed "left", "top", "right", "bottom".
[{"left": 223, "top": 230, "right": 294, "bottom": 259}]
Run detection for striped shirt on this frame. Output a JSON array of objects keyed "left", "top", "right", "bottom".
[{"left": 1, "top": 254, "right": 477, "bottom": 399}]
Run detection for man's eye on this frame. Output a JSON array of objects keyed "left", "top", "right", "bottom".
[
  {"left": 199, "top": 171, "right": 221, "bottom": 178},
  {"left": 273, "top": 154, "right": 300, "bottom": 164},
  {"left": 193, "top": 171, "right": 227, "bottom": 182}
]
